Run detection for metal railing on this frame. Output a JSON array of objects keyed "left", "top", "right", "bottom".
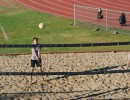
[{"left": 74, "top": 4, "right": 130, "bottom": 31}]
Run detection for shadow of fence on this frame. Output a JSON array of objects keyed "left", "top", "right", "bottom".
[
  {"left": 0, "top": 69, "right": 130, "bottom": 76},
  {"left": 71, "top": 87, "right": 130, "bottom": 100},
  {"left": 0, "top": 87, "right": 130, "bottom": 100}
]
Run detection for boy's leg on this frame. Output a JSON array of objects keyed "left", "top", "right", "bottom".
[
  {"left": 40, "top": 66, "right": 44, "bottom": 72},
  {"left": 39, "top": 67, "right": 45, "bottom": 82},
  {"left": 30, "top": 67, "right": 34, "bottom": 84},
  {"left": 38, "top": 59, "right": 44, "bottom": 79},
  {"left": 30, "top": 60, "right": 35, "bottom": 84}
]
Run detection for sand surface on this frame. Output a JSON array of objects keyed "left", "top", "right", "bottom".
[{"left": 0, "top": 52, "right": 130, "bottom": 99}]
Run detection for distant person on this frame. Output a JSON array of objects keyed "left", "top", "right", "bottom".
[
  {"left": 30, "top": 37, "right": 43, "bottom": 84},
  {"left": 119, "top": 12, "right": 126, "bottom": 25},
  {"left": 97, "top": 8, "right": 103, "bottom": 20},
  {"left": 96, "top": 8, "right": 103, "bottom": 30}
]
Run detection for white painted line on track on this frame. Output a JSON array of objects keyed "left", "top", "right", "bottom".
[
  {"left": 14, "top": 0, "right": 73, "bottom": 18},
  {"left": 29, "top": 0, "right": 72, "bottom": 15}
]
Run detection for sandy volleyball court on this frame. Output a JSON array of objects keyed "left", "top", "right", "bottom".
[{"left": 0, "top": 52, "right": 130, "bottom": 99}]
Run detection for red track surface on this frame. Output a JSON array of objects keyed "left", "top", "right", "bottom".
[
  {"left": 13, "top": 0, "right": 130, "bottom": 30},
  {"left": 0, "top": 0, "right": 11, "bottom": 7}
]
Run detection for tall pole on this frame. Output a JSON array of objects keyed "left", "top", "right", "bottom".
[
  {"left": 74, "top": 0, "right": 76, "bottom": 26},
  {"left": 106, "top": 9, "right": 108, "bottom": 31}
]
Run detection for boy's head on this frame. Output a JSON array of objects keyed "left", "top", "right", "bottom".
[{"left": 33, "top": 37, "right": 38, "bottom": 44}]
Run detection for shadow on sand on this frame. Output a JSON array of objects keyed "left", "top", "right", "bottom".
[
  {"left": 0, "top": 65, "right": 130, "bottom": 99},
  {"left": 0, "top": 64, "right": 127, "bottom": 76},
  {"left": 0, "top": 87, "right": 130, "bottom": 99}
]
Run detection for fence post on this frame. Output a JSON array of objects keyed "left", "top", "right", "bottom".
[
  {"left": 106, "top": 9, "right": 108, "bottom": 31},
  {"left": 74, "top": 3, "right": 76, "bottom": 26}
]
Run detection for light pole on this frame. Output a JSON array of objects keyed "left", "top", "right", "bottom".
[{"left": 74, "top": 0, "right": 76, "bottom": 26}]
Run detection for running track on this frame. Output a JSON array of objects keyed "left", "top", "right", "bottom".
[
  {"left": 0, "top": 0, "right": 11, "bottom": 7},
  {"left": 13, "top": 0, "right": 130, "bottom": 30}
]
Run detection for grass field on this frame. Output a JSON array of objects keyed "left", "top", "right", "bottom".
[{"left": 0, "top": 0, "right": 130, "bottom": 54}]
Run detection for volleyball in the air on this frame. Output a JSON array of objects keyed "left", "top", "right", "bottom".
[{"left": 39, "top": 23, "right": 44, "bottom": 29}]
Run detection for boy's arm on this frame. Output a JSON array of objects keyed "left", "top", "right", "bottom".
[{"left": 38, "top": 49, "right": 41, "bottom": 59}]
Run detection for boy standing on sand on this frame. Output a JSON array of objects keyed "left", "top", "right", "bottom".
[{"left": 30, "top": 37, "right": 43, "bottom": 84}]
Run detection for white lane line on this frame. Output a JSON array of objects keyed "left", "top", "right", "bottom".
[
  {"left": 116, "top": 0, "right": 130, "bottom": 6},
  {"left": 0, "top": 24, "right": 8, "bottom": 40},
  {"left": 29, "top": 0, "right": 72, "bottom": 15},
  {"left": 41, "top": 0, "right": 73, "bottom": 11},
  {"left": 101, "top": 0, "right": 130, "bottom": 9},
  {"left": 88, "top": 0, "right": 130, "bottom": 12},
  {"left": 35, "top": 0, "right": 108, "bottom": 19},
  {"left": 58, "top": 0, "right": 73, "bottom": 6},
  {"left": 14, "top": 0, "right": 73, "bottom": 18},
  {"left": 76, "top": 0, "right": 130, "bottom": 12}
]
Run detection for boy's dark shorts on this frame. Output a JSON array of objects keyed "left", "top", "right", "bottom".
[{"left": 31, "top": 59, "right": 42, "bottom": 67}]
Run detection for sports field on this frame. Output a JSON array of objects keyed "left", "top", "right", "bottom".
[{"left": 0, "top": 0, "right": 130, "bottom": 53}]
